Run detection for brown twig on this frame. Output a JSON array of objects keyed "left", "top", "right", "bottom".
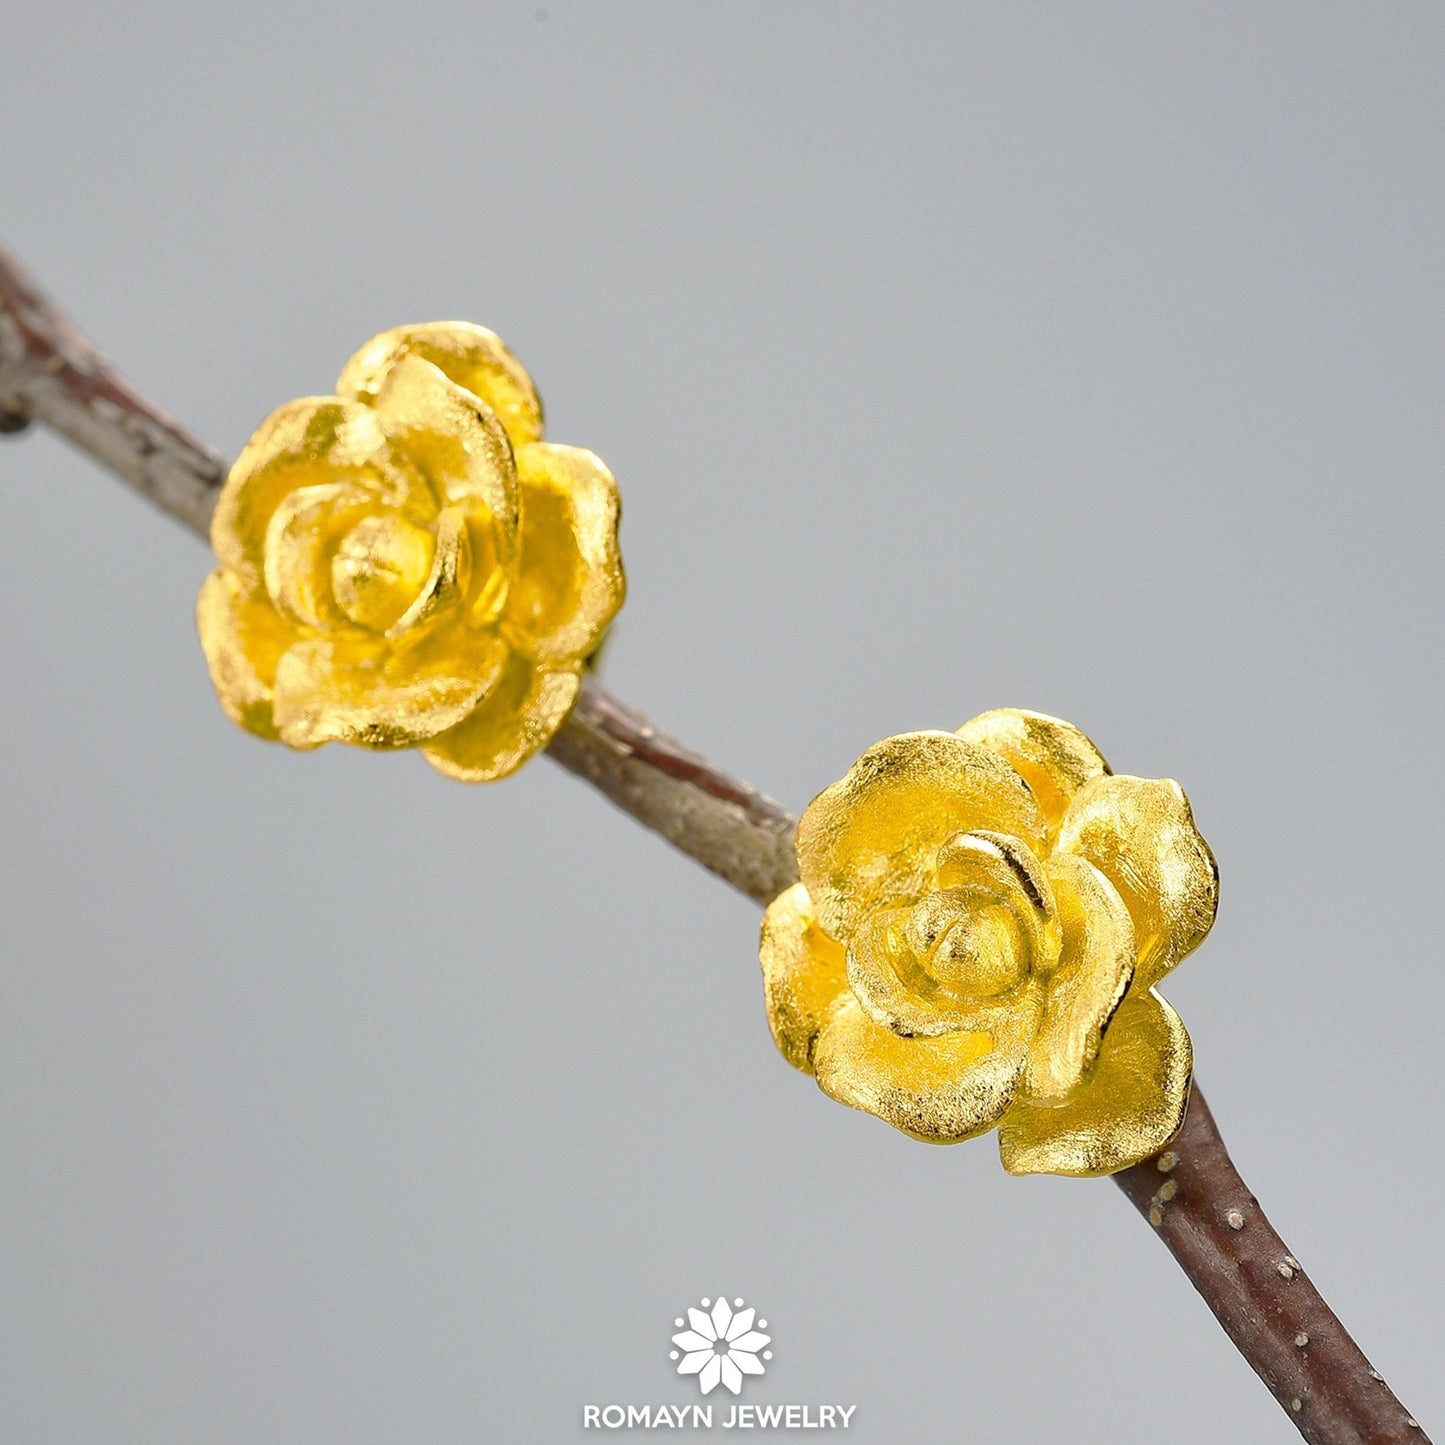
[
  {"left": 1117, "top": 1092, "right": 1423, "bottom": 1443},
  {"left": 0, "top": 237, "right": 1428, "bottom": 1445},
  {"left": 0, "top": 241, "right": 226, "bottom": 533},
  {"left": 551, "top": 680, "right": 798, "bottom": 905}
]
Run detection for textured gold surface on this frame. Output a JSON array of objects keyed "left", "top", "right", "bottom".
[
  {"left": 761, "top": 710, "right": 1217, "bottom": 1176},
  {"left": 198, "top": 323, "right": 624, "bottom": 780}
]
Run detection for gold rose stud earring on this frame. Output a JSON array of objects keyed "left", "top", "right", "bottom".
[
  {"left": 759, "top": 709, "right": 1218, "bottom": 1177},
  {"left": 197, "top": 323, "right": 625, "bottom": 781}
]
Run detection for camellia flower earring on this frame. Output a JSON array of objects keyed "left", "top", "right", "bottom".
[
  {"left": 196, "top": 322, "right": 625, "bottom": 781},
  {"left": 760, "top": 709, "right": 1217, "bottom": 1175}
]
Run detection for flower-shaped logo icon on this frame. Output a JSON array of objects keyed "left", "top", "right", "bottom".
[{"left": 670, "top": 1296, "right": 772, "bottom": 1396}]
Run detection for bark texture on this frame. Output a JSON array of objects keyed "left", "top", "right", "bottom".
[
  {"left": 0, "top": 240, "right": 225, "bottom": 536},
  {"left": 1116, "top": 1091, "right": 1424, "bottom": 1444},
  {"left": 551, "top": 680, "right": 799, "bottom": 905}
]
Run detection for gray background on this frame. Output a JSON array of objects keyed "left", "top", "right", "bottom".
[{"left": 2, "top": 3, "right": 1441, "bottom": 1441}]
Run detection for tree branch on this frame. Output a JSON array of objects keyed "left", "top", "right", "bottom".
[
  {"left": 0, "top": 241, "right": 226, "bottom": 534},
  {"left": 1117, "top": 1090, "right": 1422, "bottom": 1443},
  {"left": 549, "top": 681, "right": 798, "bottom": 906},
  {"left": 0, "top": 237, "right": 1427, "bottom": 1444}
]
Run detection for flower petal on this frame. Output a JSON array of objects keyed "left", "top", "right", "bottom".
[
  {"left": 847, "top": 903, "right": 1038, "bottom": 1040},
  {"left": 676, "top": 1350, "right": 712, "bottom": 1376},
  {"left": 955, "top": 708, "right": 1109, "bottom": 838},
  {"left": 373, "top": 354, "right": 519, "bottom": 549},
  {"left": 710, "top": 1298, "right": 734, "bottom": 1340},
  {"left": 421, "top": 653, "right": 581, "bottom": 783},
  {"left": 272, "top": 626, "right": 506, "bottom": 750},
  {"left": 500, "top": 443, "right": 625, "bottom": 664},
  {"left": 387, "top": 506, "right": 472, "bottom": 638},
  {"left": 720, "top": 1355, "right": 744, "bottom": 1395},
  {"left": 262, "top": 481, "right": 375, "bottom": 630},
  {"left": 812, "top": 990, "right": 1036, "bottom": 1143},
  {"left": 758, "top": 884, "right": 850, "bottom": 1072},
  {"left": 732, "top": 1350, "right": 766, "bottom": 1376},
  {"left": 699, "top": 1355, "right": 723, "bottom": 1394},
  {"left": 998, "top": 990, "right": 1192, "bottom": 1177},
  {"left": 211, "top": 398, "right": 424, "bottom": 589},
  {"left": 196, "top": 571, "right": 298, "bottom": 741},
  {"left": 336, "top": 321, "right": 545, "bottom": 454},
  {"left": 672, "top": 1331, "right": 713, "bottom": 1353},
  {"left": 1025, "top": 855, "right": 1135, "bottom": 1103},
  {"left": 725, "top": 1309, "right": 756, "bottom": 1341},
  {"left": 796, "top": 732, "right": 1046, "bottom": 941},
  {"left": 932, "top": 829, "right": 1063, "bottom": 975},
  {"left": 1055, "top": 775, "right": 1218, "bottom": 988},
  {"left": 687, "top": 1308, "right": 717, "bottom": 1342},
  {"left": 728, "top": 1332, "right": 769, "bottom": 1354}
]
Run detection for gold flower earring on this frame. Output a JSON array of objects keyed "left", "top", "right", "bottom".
[
  {"left": 759, "top": 709, "right": 1218, "bottom": 1176},
  {"left": 197, "top": 323, "right": 625, "bottom": 782}
]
